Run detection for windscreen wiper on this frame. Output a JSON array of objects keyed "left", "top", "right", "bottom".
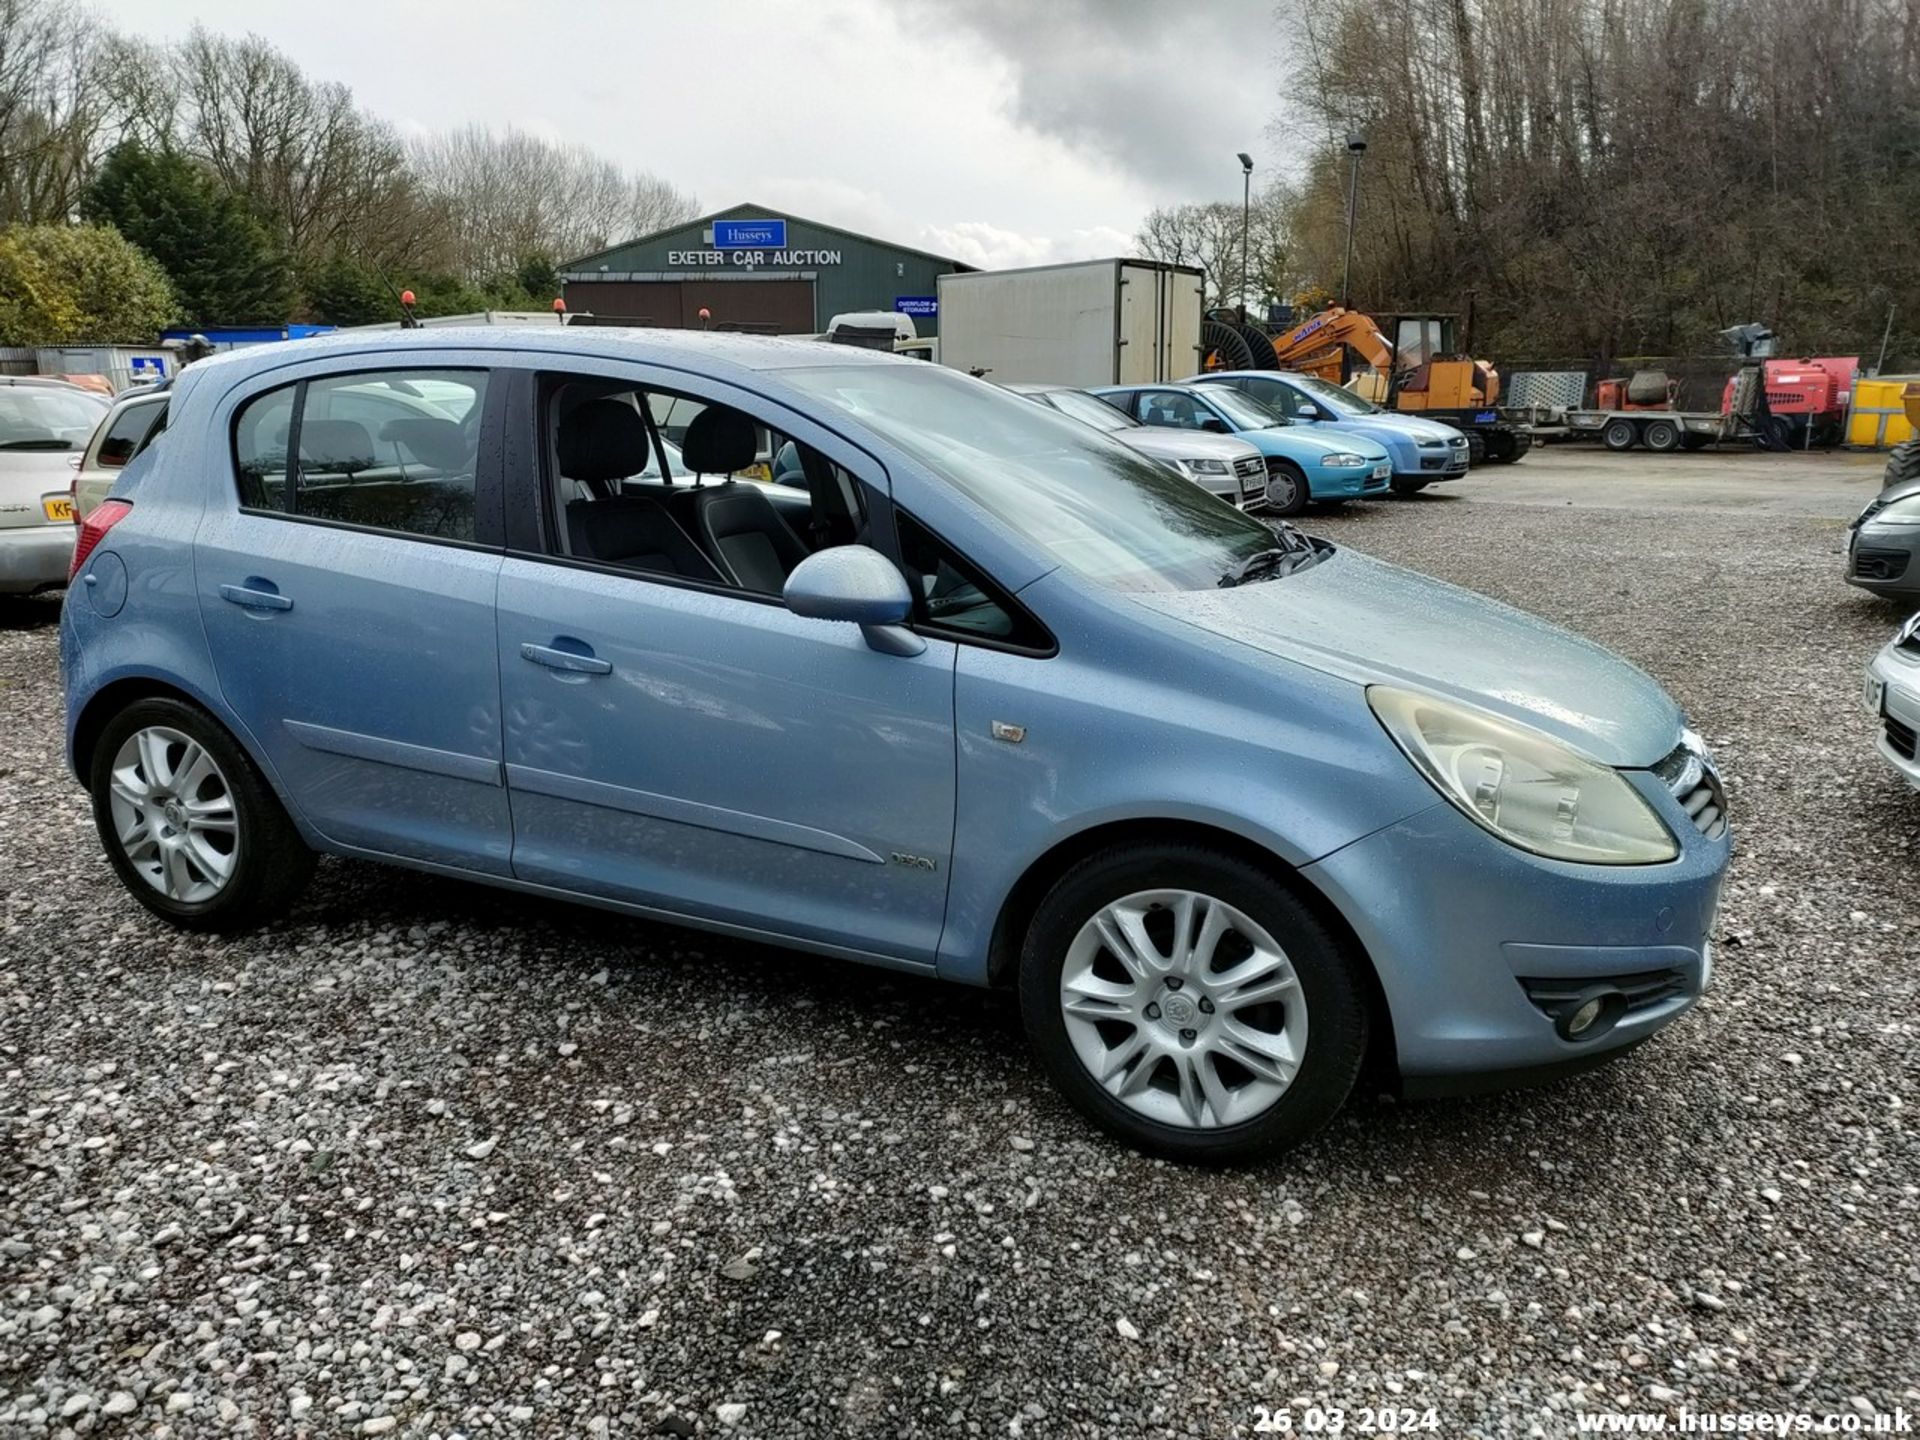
[{"left": 1218, "top": 547, "right": 1296, "bottom": 587}]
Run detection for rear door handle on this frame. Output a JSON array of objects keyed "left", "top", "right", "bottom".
[
  {"left": 219, "top": 583, "right": 293, "bottom": 612},
  {"left": 520, "top": 642, "right": 612, "bottom": 675}
]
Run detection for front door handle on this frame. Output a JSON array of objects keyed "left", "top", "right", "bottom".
[
  {"left": 219, "top": 582, "right": 293, "bottom": 612},
  {"left": 520, "top": 642, "right": 612, "bottom": 676}
]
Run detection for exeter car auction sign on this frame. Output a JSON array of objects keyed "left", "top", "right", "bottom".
[{"left": 664, "top": 249, "right": 844, "bottom": 267}]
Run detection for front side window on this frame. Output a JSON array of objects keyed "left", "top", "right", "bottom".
[
  {"left": 896, "top": 511, "right": 1049, "bottom": 650},
  {"left": 232, "top": 369, "right": 488, "bottom": 542},
  {"left": 784, "top": 364, "right": 1282, "bottom": 593}
]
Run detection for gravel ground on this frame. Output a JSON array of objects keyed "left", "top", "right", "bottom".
[{"left": 3, "top": 490, "right": 1917, "bottom": 1437}]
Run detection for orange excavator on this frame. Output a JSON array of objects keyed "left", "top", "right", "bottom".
[{"left": 1202, "top": 305, "right": 1527, "bottom": 463}]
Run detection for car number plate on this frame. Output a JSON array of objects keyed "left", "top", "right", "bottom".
[
  {"left": 42, "top": 496, "right": 73, "bottom": 522},
  {"left": 1372, "top": 463, "right": 1390, "bottom": 480},
  {"left": 1865, "top": 672, "right": 1885, "bottom": 716}
]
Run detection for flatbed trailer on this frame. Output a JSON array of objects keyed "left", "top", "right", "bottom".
[{"left": 1564, "top": 408, "right": 1738, "bottom": 452}]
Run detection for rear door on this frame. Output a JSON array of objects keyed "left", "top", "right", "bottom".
[{"left": 194, "top": 360, "right": 513, "bottom": 874}]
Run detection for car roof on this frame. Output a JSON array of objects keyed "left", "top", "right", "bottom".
[
  {"left": 1, "top": 374, "right": 108, "bottom": 392},
  {"left": 178, "top": 326, "right": 901, "bottom": 391}
]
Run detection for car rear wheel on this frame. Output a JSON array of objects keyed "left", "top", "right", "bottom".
[
  {"left": 1602, "top": 418, "right": 1639, "bottom": 451},
  {"left": 1264, "top": 461, "right": 1308, "bottom": 516},
  {"left": 1018, "top": 845, "right": 1368, "bottom": 1163},
  {"left": 90, "top": 698, "right": 314, "bottom": 932}
]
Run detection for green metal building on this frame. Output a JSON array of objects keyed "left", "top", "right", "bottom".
[{"left": 559, "top": 203, "right": 972, "bottom": 337}]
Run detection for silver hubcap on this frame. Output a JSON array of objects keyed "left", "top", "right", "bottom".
[
  {"left": 108, "top": 726, "right": 238, "bottom": 903},
  {"left": 1268, "top": 474, "right": 1299, "bottom": 509},
  {"left": 1059, "top": 888, "right": 1307, "bottom": 1130}
]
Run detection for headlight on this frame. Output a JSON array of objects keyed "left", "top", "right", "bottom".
[
  {"left": 1368, "top": 687, "right": 1680, "bottom": 865},
  {"left": 1320, "top": 453, "right": 1370, "bottom": 468},
  {"left": 1183, "top": 457, "right": 1230, "bottom": 475},
  {"left": 1863, "top": 494, "right": 1920, "bottom": 527}
]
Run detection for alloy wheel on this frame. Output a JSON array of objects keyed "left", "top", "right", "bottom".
[
  {"left": 1058, "top": 888, "right": 1308, "bottom": 1130},
  {"left": 107, "top": 726, "right": 239, "bottom": 903}
]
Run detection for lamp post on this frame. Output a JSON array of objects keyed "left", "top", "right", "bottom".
[
  {"left": 1236, "top": 151, "right": 1254, "bottom": 322},
  {"left": 1341, "top": 130, "right": 1367, "bottom": 308}
]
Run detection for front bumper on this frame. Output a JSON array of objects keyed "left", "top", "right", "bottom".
[
  {"left": 1302, "top": 772, "right": 1729, "bottom": 1082},
  {"left": 1866, "top": 648, "right": 1920, "bottom": 789},
  {"left": 1846, "top": 525, "right": 1920, "bottom": 598},
  {"left": 1310, "top": 460, "right": 1393, "bottom": 499},
  {"left": 0, "top": 523, "right": 75, "bottom": 594}
]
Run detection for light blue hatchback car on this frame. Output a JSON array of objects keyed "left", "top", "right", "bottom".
[
  {"left": 61, "top": 328, "right": 1730, "bottom": 1162},
  {"left": 1091, "top": 382, "right": 1392, "bottom": 516}
]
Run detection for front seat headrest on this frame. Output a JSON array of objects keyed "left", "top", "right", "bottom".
[
  {"left": 381, "top": 417, "right": 470, "bottom": 471},
  {"left": 559, "top": 398, "right": 651, "bottom": 483},
  {"left": 681, "top": 405, "right": 757, "bottom": 475}
]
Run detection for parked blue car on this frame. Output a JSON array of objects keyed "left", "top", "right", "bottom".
[
  {"left": 62, "top": 329, "right": 1729, "bottom": 1162},
  {"left": 1091, "top": 382, "right": 1391, "bottom": 515},
  {"left": 1190, "top": 370, "right": 1471, "bottom": 496}
]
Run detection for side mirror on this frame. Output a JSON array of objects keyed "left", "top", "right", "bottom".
[
  {"left": 1198, "top": 416, "right": 1228, "bottom": 433},
  {"left": 783, "top": 545, "right": 925, "bottom": 657},
  {"left": 1297, "top": 404, "right": 1323, "bottom": 420}
]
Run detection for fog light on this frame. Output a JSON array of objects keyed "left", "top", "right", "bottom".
[{"left": 1553, "top": 986, "right": 1626, "bottom": 1043}]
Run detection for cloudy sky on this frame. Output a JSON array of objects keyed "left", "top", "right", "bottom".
[{"left": 113, "top": 0, "right": 1300, "bottom": 267}]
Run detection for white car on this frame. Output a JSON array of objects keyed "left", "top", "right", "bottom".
[
  {"left": 1, "top": 377, "right": 108, "bottom": 594},
  {"left": 73, "top": 386, "right": 169, "bottom": 523},
  {"left": 1866, "top": 613, "right": 1920, "bottom": 788}
]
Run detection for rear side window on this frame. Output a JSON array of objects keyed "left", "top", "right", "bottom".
[
  {"left": 96, "top": 400, "right": 167, "bottom": 468},
  {"left": 232, "top": 369, "right": 489, "bottom": 543}
]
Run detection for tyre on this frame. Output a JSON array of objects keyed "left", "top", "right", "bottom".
[
  {"left": 1601, "top": 418, "right": 1638, "bottom": 451},
  {"left": 1263, "top": 461, "right": 1309, "bottom": 517},
  {"left": 1885, "top": 438, "right": 1920, "bottom": 487},
  {"left": 1018, "top": 844, "right": 1369, "bottom": 1163},
  {"left": 1641, "top": 419, "right": 1680, "bottom": 453},
  {"left": 1481, "top": 429, "right": 1519, "bottom": 463},
  {"left": 1389, "top": 476, "right": 1431, "bottom": 496},
  {"left": 89, "top": 697, "right": 314, "bottom": 932}
]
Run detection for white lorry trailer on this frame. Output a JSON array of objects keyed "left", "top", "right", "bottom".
[{"left": 935, "top": 259, "right": 1204, "bottom": 388}]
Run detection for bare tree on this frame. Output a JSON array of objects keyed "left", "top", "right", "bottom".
[
  {"left": 409, "top": 126, "right": 698, "bottom": 278},
  {"left": 1136, "top": 183, "right": 1296, "bottom": 311},
  {"left": 0, "top": 0, "right": 106, "bottom": 224}
]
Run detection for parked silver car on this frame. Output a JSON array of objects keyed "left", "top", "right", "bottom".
[
  {"left": 1, "top": 377, "right": 108, "bottom": 594},
  {"left": 1865, "top": 612, "right": 1920, "bottom": 787},
  {"left": 1007, "top": 383, "right": 1269, "bottom": 510},
  {"left": 1847, "top": 471, "right": 1920, "bottom": 600},
  {"left": 74, "top": 385, "right": 169, "bottom": 523}
]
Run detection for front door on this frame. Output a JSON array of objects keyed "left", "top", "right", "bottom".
[
  {"left": 195, "top": 364, "right": 512, "bottom": 874},
  {"left": 495, "top": 563, "right": 958, "bottom": 965}
]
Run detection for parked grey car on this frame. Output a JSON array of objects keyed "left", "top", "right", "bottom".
[
  {"left": 1007, "top": 383, "right": 1268, "bottom": 509},
  {"left": 1865, "top": 612, "right": 1920, "bottom": 786},
  {"left": 1, "top": 376, "right": 107, "bottom": 593},
  {"left": 1847, "top": 471, "right": 1920, "bottom": 600}
]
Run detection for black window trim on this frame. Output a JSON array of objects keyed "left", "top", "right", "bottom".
[
  {"left": 227, "top": 364, "right": 506, "bottom": 552},
  {"left": 887, "top": 506, "right": 1058, "bottom": 660}
]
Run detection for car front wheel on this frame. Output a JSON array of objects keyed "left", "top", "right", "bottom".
[
  {"left": 1018, "top": 844, "right": 1368, "bottom": 1163},
  {"left": 1264, "top": 462, "right": 1309, "bottom": 516},
  {"left": 89, "top": 697, "right": 314, "bottom": 932}
]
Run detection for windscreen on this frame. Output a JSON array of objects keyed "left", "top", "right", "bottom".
[
  {"left": 1290, "top": 374, "right": 1380, "bottom": 417},
  {"left": 0, "top": 385, "right": 108, "bottom": 450},
  {"left": 1044, "top": 389, "right": 1134, "bottom": 433},
  {"left": 784, "top": 364, "right": 1280, "bottom": 593},
  {"left": 1199, "top": 386, "right": 1288, "bottom": 431}
]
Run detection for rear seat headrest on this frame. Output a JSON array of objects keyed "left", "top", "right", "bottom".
[
  {"left": 681, "top": 405, "right": 757, "bottom": 475},
  {"left": 559, "top": 398, "right": 651, "bottom": 482}
]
